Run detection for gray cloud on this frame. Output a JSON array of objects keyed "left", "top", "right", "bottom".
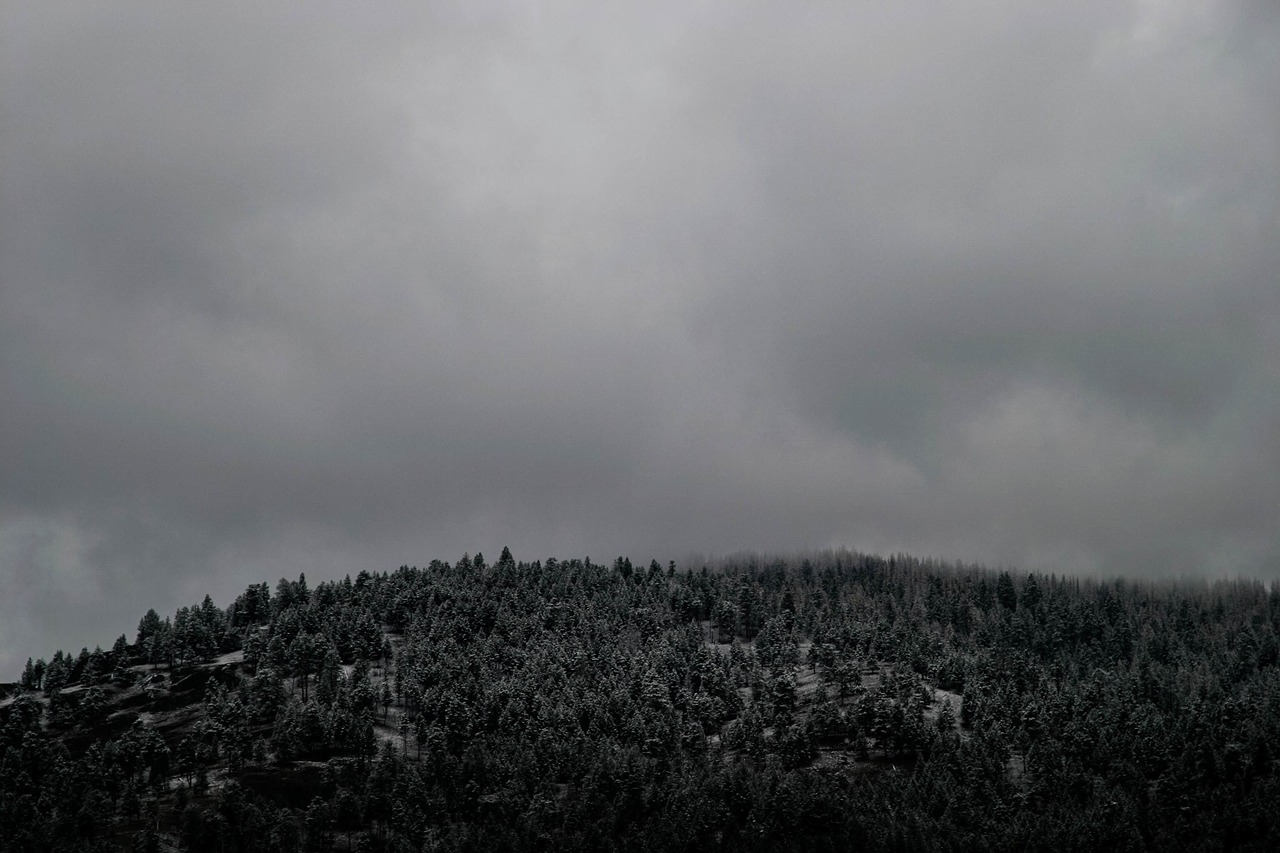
[{"left": 2, "top": 1, "right": 1278, "bottom": 674}]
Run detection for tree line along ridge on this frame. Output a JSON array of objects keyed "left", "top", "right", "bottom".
[{"left": 2, "top": 548, "right": 1279, "bottom": 851}]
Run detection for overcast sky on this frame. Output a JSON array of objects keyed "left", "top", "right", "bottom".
[{"left": 2, "top": 1, "right": 1278, "bottom": 675}]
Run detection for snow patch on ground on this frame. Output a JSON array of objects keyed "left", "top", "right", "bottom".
[
  {"left": 923, "top": 686, "right": 964, "bottom": 733},
  {"left": 202, "top": 650, "right": 244, "bottom": 667}
]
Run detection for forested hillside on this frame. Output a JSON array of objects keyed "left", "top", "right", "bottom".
[{"left": 3, "top": 549, "right": 1279, "bottom": 851}]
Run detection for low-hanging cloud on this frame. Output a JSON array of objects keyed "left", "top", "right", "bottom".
[{"left": 2, "top": 0, "right": 1277, "bottom": 674}]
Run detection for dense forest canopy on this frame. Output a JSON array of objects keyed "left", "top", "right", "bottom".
[{"left": 3, "top": 548, "right": 1279, "bottom": 851}]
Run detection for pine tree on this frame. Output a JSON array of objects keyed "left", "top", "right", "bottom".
[
  {"left": 997, "top": 572, "right": 1018, "bottom": 611},
  {"left": 20, "top": 658, "right": 37, "bottom": 691}
]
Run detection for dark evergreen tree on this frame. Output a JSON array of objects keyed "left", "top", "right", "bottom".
[{"left": 997, "top": 571, "right": 1018, "bottom": 611}]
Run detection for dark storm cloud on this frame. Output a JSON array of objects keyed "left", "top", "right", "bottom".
[{"left": 2, "top": 1, "right": 1277, "bottom": 673}]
